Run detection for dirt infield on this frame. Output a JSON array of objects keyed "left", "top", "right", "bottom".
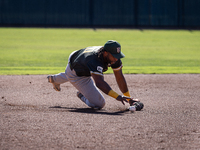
[{"left": 0, "top": 74, "right": 200, "bottom": 150}]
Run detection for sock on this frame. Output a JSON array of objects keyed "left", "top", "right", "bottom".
[{"left": 80, "top": 96, "right": 96, "bottom": 108}]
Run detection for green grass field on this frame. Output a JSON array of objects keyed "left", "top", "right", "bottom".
[{"left": 0, "top": 28, "right": 200, "bottom": 75}]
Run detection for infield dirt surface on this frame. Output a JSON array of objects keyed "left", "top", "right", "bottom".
[{"left": 0, "top": 74, "right": 200, "bottom": 150}]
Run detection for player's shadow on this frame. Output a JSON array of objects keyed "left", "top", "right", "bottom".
[{"left": 49, "top": 106, "right": 129, "bottom": 116}]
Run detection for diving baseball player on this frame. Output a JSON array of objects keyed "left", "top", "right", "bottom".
[{"left": 47, "top": 40, "right": 143, "bottom": 110}]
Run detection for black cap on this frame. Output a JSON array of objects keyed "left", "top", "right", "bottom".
[{"left": 104, "top": 40, "right": 125, "bottom": 59}]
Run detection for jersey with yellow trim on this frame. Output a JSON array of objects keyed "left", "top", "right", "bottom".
[{"left": 69, "top": 46, "right": 122, "bottom": 77}]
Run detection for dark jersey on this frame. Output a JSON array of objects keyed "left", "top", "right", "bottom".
[{"left": 70, "top": 46, "right": 123, "bottom": 76}]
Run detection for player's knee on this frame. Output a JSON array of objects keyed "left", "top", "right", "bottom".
[
  {"left": 94, "top": 99, "right": 105, "bottom": 109},
  {"left": 99, "top": 101, "right": 105, "bottom": 109}
]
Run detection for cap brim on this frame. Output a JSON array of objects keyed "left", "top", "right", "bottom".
[{"left": 111, "top": 52, "right": 125, "bottom": 59}]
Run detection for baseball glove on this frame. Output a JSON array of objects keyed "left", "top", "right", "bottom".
[{"left": 133, "top": 102, "right": 144, "bottom": 111}]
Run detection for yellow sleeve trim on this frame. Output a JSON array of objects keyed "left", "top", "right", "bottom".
[
  {"left": 123, "top": 91, "right": 130, "bottom": 97},
  {"left": 112, "top": 64, "right": 123, "bottom": 71},
  {"left": 108, "top": 90, "right": 119, "bottom": 99},
  {"left": 90, "top": 71, "right": 103, "bottom": 76}
]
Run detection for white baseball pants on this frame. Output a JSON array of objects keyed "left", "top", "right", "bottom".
[{"left": 51, "top": 52, "right": 105, "bottom": 109}]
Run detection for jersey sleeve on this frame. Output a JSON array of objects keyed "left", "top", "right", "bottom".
[
  {"left": 87, "top": 60, "right": 104, "bottom": 76},
  {"left": 111, "top": 59, "right": 123, "bottom": 71}
]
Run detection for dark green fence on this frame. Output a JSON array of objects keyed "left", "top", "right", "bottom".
[{"left": 0, "top": 0, "right": 200, "bottom": 28}]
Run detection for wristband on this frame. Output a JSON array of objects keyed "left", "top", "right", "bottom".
[
  {"left": 123, "top": 91, "right": 130, "bottom": 97},
  {"left": 108, "top": 90, "right": 119, "bottom": 99}
]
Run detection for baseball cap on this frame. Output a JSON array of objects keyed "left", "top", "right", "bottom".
[{"left": 104, "top": 40, "right": 125, "bottom": 59}]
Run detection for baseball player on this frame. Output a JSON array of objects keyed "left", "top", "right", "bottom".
[{"left": 47, "top": 40, "right": 137, "bottom": 109}]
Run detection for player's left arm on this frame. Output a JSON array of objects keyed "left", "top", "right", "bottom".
[{"left": 91, "top": 73, "right": 128, "bottom": 105}]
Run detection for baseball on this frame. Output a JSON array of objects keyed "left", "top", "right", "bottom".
[{"left": 129, "top": 106, "right": 136, "bottom": 112}]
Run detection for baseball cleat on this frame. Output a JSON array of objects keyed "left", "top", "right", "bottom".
[
  {"left": 47, "top": 75, "right": 61, "bottom": 91},
  {"left": 76, "top": 91, "right": 88, "bottom": 105},
  {"left": 76, "top": 91, "right": 102, "bottom": 110},
  {"left": 77, "top": 91, "right": 83, "bottom": 99}
]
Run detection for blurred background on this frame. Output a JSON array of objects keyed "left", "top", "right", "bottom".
[{"left": 0, "top": 0, "right": 200, "bottom": 29}]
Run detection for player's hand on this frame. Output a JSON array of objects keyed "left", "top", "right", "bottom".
[
  {"left": 127, "top": 97, "right": 140, "bottom": 106},
  {"left": 123, "top": 95, "right": 139, "bottom": 100},
  {"left": 122, "top": 96, "right": 139, "bottom": 102},
  {"left": 116, "top": 95, "right": 129, "bottom": 105}
]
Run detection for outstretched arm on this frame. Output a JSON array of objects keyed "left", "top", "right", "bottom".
[
  {"left": 91, "top": 73, "right": 129, "bottom": 105},
  {"left": 91, "top": 73, "right": 111, "bottom": 94},
  {"left": 113, "top": 68, "right": 130, "bottom": 97}
]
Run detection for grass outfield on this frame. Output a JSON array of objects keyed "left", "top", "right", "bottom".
[{"left": 0, "top": 28, "right": 200, "bottom": 75}]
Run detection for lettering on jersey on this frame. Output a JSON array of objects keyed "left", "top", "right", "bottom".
[
  {"left": 83, "top": 47, "right": 93, "bottom": 53},
  {"left": 97, "top": 66, "right": 103, "bottom": 73},
  {"left": 117, "top": 47, "right": 121, "bottom": 53}
]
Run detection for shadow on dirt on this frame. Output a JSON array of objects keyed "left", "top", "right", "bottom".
[{"left": 49, "top": 106, "right": 129, "bottom": 116}]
